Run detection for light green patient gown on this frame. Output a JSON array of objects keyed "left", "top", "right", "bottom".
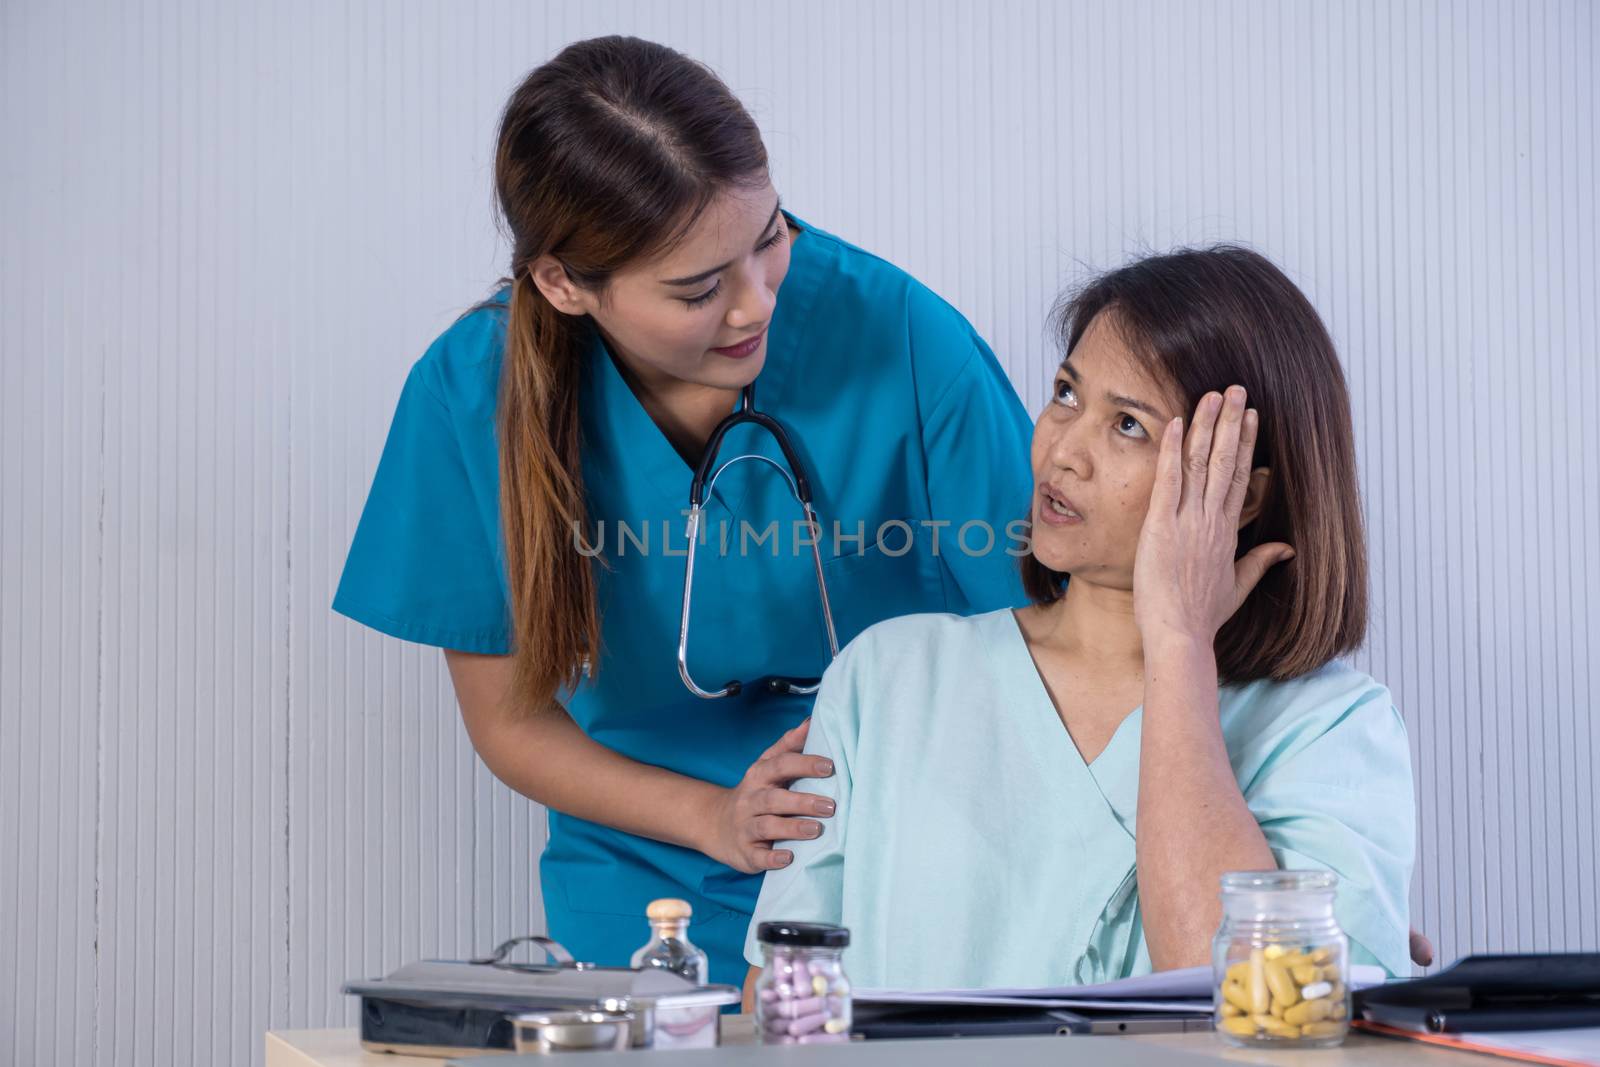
[{"left": 743, "top": 608, "right": 1415, "bottom": 989}]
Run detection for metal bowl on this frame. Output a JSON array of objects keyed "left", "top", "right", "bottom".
[{"left": 510, "top": 1009, "right": 635, "bottom": 1054}]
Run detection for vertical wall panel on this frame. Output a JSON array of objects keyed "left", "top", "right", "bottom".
[
  {"left": 1, "top": 3, "right": 106, "bottom": 1066},
  {"left": 0, "top": 3, "right": 1595, "bottom": 1065}
]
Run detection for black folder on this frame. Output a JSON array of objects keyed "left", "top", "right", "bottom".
[
  {"left": 852, "top": 1001, "right": 1214, "bottom": 1039},
  {"left": 1355, "top": 953, "right": 1600, "bottom": 1034}
]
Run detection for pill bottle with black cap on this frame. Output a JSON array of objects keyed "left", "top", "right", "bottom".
[{"left": 754, "top": 921, "right": 852, "bottom": 1045}]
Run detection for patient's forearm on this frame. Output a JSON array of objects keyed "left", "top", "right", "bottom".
[
  {"left": 742, "top": 965, "right": 763, "bottom": 1013},
  {"left": 1137, "top": 637, "right": 1276, "bottom": 969}
]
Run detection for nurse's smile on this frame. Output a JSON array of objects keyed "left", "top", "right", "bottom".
[{"left": 711, "top": 326, "right": 766, "bottom": 359}]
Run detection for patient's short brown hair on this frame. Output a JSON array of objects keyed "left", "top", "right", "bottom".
[{"left": 1023, "top": 246, "right": 1368, "bottom": 683}]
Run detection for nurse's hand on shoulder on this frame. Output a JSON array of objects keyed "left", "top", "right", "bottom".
[
  {"left": 702, "top": 719, "right": 837, "bottom": 874},
  {"left": 1133, "top": 386, "right": 1295, "bottom": 647}
]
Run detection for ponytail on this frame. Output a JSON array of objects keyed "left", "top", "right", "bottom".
[{"left": 498, "top": 271, "right": 599, "bottom": 710}]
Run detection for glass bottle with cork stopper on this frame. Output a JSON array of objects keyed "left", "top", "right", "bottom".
[{"left": 630, "top": 898, "right": 709, "bottom": 985}]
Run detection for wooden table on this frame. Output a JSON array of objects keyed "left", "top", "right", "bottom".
[{"left": 266, "top": 1020, "right": 1501, "bottom": 1067}]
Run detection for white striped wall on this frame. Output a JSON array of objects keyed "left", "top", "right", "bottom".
[{"left": 1, "top": 2, "right": 1595, "bottom": 1065}]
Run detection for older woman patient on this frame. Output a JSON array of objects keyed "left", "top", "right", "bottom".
[{"left": 741, "top": 247, "right": 1415, "bottom": 996}]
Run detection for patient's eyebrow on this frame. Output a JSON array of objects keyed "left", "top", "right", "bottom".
[
  {"left": 660, "top": 198, "right": 784, "bottom": 287},
  {"left": 1061, "top": 360, "right": 1165, "bottom": 419}
]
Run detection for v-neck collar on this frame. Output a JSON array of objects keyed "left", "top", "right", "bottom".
[
  {"left": 980, "top": 607, "right": 1144, "bottom": 981},
  {"left": 994, "top": 608, "right": 1144, "bottom": 776},
  {"left": 579, "top": 209, "right": 834, "bottom": 519}
]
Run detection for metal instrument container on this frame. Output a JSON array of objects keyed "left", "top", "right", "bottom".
[{"left": 343, "top": 935, "right": 738, "bottom": 1055}]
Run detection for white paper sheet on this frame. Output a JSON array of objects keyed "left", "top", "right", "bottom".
[
  {"left": 856, "top": 962, "right": 1387, "bottom": 1013},
  {"left": 854, "top": 992, "right": 1214, "bottom": 1013}
]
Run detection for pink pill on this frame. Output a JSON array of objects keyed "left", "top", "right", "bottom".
[
  {"left": 759, "top": 987, "right": 777, "bottom": 1003},
  {"left": 775, "top": 996, "right": 824, "bottom": 1019},
  {"left": 787, "top": 1011, "right": 830, "bottom": 1037}
]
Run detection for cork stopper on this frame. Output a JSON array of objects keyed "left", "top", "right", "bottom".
[{"left": 646, "top": 898, "right": 692, "bottom": 922}]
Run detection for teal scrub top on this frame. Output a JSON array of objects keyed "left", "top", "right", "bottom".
[
  {"left": 746, "top": 609, "right": 1417, "bottom": 987},
  {"left": 333, "top": 212, "right": 1036, "bottom": 986}
]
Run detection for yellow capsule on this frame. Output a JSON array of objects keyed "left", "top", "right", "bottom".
[
  {"left": 1291, "top": 962, "right": 1319, "bottom": 985},
  {"left": 1220, "top": 1016, "right": 1259, "bottom": 1037},
  {"left": 1279, "top": 951, "right": 1312, "bottom": 970},
  {"left": 1226, "top": 961, "right": 1251, "bottom": 985},
  {"left": 1301, "top": 1021, "right": 1345, "bottom": 1038},
  {"left": 1263, "top": 944, "right": 1288, "bottom": 960},
  {"left": 1321, "top": 964, "right": 1342, "bottom": 982},
  {"left": 1249, "top": 949, "right": 1271, "bottom": 1015},
  {"left": 1329, "top": 981, "right": 1346, "bottom": 1001},
  {"left": 1220, "top": 999, "right": 1243, "bottom": 1017},
  {"left": 1221, "top": 979, "right": 1253, "bottom": 1013},
  {"left": 1330, "top": 1001, "right": 1348, "bottom": 1021},
  {"left": 1251, "top": 1013, "right": 1276, "bottom": 1028},
  {"left": 1259, "top": 1017, "right": 1302, "bottom": 1038},
  {"left": 1270, "top": 997, "right": 1287, "bottom": 1019},
  {"left": 1284, "top": 997, "right": 1333, "bottom": 1027},
  {"left": 1220, "top": 979, "right": 1253, "bottom": 1013},
  {"left": 1265, "top": 960, "right": 1300, "bottom": 1007},
  {"left": 1309, "top": 946, "right": 1333, "bottom": 965}
]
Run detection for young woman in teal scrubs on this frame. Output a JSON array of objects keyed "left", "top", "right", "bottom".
[
  {"left": 332, "top": 36, "right": 1032, "bottom": 986},
  {"left": 745, "top": 247, "right": 1420, "bottom": 994}
]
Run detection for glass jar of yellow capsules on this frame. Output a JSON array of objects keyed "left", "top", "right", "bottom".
[{"left": 1212, "top": 870, "right": 1349, "bottom": 1048}]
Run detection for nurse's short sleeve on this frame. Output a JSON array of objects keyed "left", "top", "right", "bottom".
[
  {"left": 907, "top": 285, "right": 1034, "bottom": 613},
  {"left": 743, "top": 660, "right": 857, "bottom": 968},
  {"left": 333, "top": 359, "right": 511, "bottom": 654},
  {"left": 1243, "top": 677, "right": 1416, "bottom": 976}
]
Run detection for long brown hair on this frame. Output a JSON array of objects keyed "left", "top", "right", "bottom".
[
  {"left": 1023, "top": 246, "right": 1368, "bottom": 683},
  {"left": 492, "top": 36, "right": 768, "bottom": 710}
]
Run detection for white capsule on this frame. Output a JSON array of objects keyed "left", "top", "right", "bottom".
[{"left": 1300, "top": 981, "right": 1334, "bottom": 1000}]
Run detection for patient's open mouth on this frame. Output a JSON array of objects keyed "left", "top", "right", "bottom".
[{"left": 1038, "top": 484, "right": 1084, "bottom": 525}]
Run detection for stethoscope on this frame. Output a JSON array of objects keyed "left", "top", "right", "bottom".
[{"left": 677, "top": 382, "right": 840, "bottom": 699}]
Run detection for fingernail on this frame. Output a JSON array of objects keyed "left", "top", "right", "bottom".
[
  {"left": 805, "top": 821, "right": 822, "bottom": 837},
  {"left": 817, "top": 799, "right": 836, "bottom": 816},
  {"left": 818, "top": 759, "right": 835, "bottom": 776},
  {"left": 774, "top": 852, "right": 792, "bottom": 867}
]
